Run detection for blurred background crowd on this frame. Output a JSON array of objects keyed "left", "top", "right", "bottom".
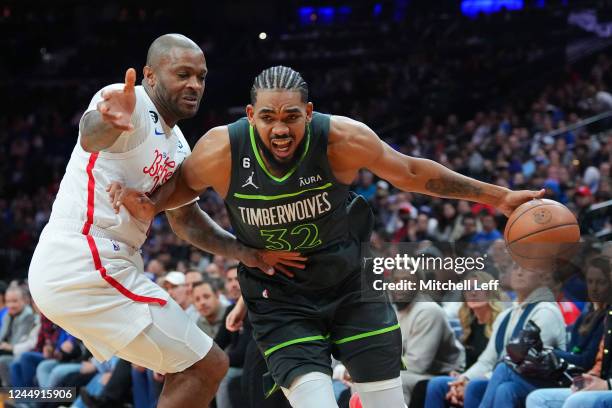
[{"left": 0, "top": 0, "right": 611, "bottom": 407}]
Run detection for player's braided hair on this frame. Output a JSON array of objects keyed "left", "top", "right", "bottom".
[{"left": 250, "top": 66, "right": 308, "bottom": 103}]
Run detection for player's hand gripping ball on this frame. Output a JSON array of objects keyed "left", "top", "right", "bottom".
[{"left": 504, "top": 199, "right": 580, "bottom": 272}]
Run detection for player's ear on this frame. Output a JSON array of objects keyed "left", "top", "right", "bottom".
[
  {"left": 305, "top": 102, "right": 314, "bottom": 123},
  {"left": 246, "top": 104, "right": 255, "bottom": 125},
  {"left": 143, "top": 66, "right": 156, "bottom": 87}
]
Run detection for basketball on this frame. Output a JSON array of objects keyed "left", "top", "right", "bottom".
[{"left": 504, "top": 199, "right": 580, "bottom": 272}]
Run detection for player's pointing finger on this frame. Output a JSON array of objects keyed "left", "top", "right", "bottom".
[{"left": 124, "top": 68, "right": 136, "bottom": 93}]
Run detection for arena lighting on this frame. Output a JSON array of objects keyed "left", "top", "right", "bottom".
[
  {"left": 259, "top": 32, "right": 267, "bottom": 40},
  {"left": 297, "top": 6, "right": 338, "bottom": 25},
  {"left": 373, "top": 3, "right": 383, "bottom": 17},
  {"left": 461, "top": 0, "right": 524, "bottom": 18},
  {"left": 318, "top": 6, "right": 334, "bottom": 23}
]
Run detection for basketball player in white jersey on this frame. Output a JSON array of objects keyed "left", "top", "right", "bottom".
[{"left": 27, "top": 34, "right": 304, "bottom": 408}]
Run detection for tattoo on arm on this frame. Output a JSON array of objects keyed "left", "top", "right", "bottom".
[
  {"left": 425, "top": 177, "right": 483, "bottom": 198},
  {"left": 167, "top": 204, "right": 244, "bottom": 258}
]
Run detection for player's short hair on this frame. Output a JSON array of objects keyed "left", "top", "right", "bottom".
[{"left": 250, "top": 66, "right": 308, "bottom": 104}]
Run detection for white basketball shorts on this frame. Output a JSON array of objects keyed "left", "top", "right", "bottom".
[{"left": 28, "top": 223, "right": 213, "bottom": 374}]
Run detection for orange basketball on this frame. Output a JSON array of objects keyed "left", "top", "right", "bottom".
[{"left": 504, "top": 199, "right": 580, "bottom": 272}]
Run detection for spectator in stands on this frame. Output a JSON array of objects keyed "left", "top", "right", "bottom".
[
  {"left": 549, "top": 274, "right": 582, "bottom": 326},
  {"left": 471, "top": 213, "right": 502, "bottom": 248},
  {"left": 184, "top": 270, "right": 204, "bottom": 319},
  {"left": 35, "top": 336, "right": 83, "bottom": 388},
  {"left": 189, "top": 249, "right": 209, "bottom": 272},
  {"left": 479, "top": 257, "right": 610, "bottom": 407},
  {"left": 205, "top": 263, "right": 222, "bottom": 280},
  {"left": 457, "top": 214, "right": 478, "bottom": 245},
  {"left": 575, "top": 186, "right": 594, "bottom": 216},
  {"left": 432, "top": 202, "right": 462, "bottom": 242},
  {"left": 355, "top": 170, "right": 377, "bottom": 202},
  {"left": 0, "top": 281, "right": 7, "bottom": 330},
  {"left": 143, "top": 258, "right": 166, "bottom": 282},
  {"left": 212, "top": 254, "right": 227, "bottom": 272},
  {"left": 160, "top": 271, "right": 191, "bottom": 311},
  {"left": 192, "top": 280, "right": 226, "bottom": 338},
  {"left": 130, "top": 363, "right": 164, "bottom": 408},
  {"left": 185, "top": 270, "right": 204, "bottom": 297},
  {"left": 425, "top": 264, "right": 567, "bottom": 408},
  {"left": 9, "top": 313, "right": 63, "bottom": 386},
  {"left": 410, "top": 271, "right": 509, "bottom": 408},
  {"left": 406, "top": 213, "right": 436, "bottom": 242},
  {"left": 72, "top": 357, "right": 120, "bottom": 408},
  {"left": 526, "top": 304, "right": 612, "bottom": 407},
  {"left": 214, "top": 275, "right": 250, "bottom": 408},
  {"left": 224, "top": 265, "right": 241, "bottom": 304},
  {"left": 0, "top": 285, "right": 37, "bottom": 386},
  {"left": 391, "top": 203, "right": 417, "bottom": 243},
  {"left": 392, "top": 268, "right": 464, "bottom": 406},
  {"left": 487, "top": 240, "right": 514, "bottom": 277},
  {"left": 460, "top": 271, "right": 509, "bottom": 368},
  {"left": 78, "top": 358, "right": 133, "bottom": 408}
]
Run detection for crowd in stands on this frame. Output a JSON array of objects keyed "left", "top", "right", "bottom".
[{"left": 1, "top": 1, "right": 611, "bottom": 407}]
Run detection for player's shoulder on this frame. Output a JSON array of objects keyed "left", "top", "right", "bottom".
[
  {"left": 328, "top": 115, "right": 378, "bottom": 156},
  {"left": 204, "top": 125, "right": 230, "bottom": 139},
  {"left": 193, "top": 125, "right": 231, "bottom": 155},
  {"left": 329, "top": 115, "right": 371, "bottom": 141}
]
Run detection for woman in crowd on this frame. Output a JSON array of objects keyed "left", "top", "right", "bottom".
[{"left": 479, "top": 257, "right": 610, "bottom": 408}]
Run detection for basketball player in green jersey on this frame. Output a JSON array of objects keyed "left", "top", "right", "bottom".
[{"left": 110, "top": 66, "right": 544, "bottom": 408}]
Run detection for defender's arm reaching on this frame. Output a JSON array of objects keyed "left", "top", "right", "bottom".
[{"left": 80, "top": 68, "right": 137, "bottom": 152}]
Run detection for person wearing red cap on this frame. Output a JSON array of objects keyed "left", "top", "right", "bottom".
[{"left": 575, "top": 185, "right": 594, "bottom": 233}]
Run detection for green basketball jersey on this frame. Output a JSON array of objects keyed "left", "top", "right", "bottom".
[{"left": 225, "top": 112, "right": 366, "bottom": 290}]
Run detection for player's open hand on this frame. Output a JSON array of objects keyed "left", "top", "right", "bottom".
[
  {"left": 107, "top": 181, "right": 156, "bottom": 222},
  {"left": 497, "top": 189, "right": 545, "bottom": 217},
  {"left": 226, "top": 297, "right": 247, "bottom": 332},
  {"left": 97, "top": 68, "right": 137, "bottom": 132},
  {"left": 241, "top": 249, "right": 307, "bottom": 278}
]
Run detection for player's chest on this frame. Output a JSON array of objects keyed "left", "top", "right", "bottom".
[{"left": 125, "top": 131, "right": 186, "bottom": 193}]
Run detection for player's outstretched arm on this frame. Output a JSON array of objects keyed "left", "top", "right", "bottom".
[
  {"left": 80, "top": 68, "right": 136, "bottom": 152},
  {"left": 329, "top": 116, "right": 544, "bottom": 217}
]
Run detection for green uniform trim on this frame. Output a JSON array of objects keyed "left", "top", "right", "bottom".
[
  {"left": 233, "top": 182, "right": 333, "bottom": 200},
  {"left": 263, "top": 324, "right": 399, "bottom": 357},
  {"left": 264, "top": 383, "right": 281, "bottom": 399},
  {"left": 332, "top": 323, "right": 401, "bottom": 345},
  {"left": 264, "top": 334, "right": 327, "bottom": 357},
  {"left": 249, "top": 124, "right": 311, "bottom": 182}
]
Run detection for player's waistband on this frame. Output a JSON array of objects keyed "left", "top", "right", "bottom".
[{"left": 44, "top": 219, "right": 141, "bottom": 254}]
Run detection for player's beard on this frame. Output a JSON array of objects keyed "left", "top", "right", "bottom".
[{"left": 254, "top": 127, "right": 307, "bottom": 175}]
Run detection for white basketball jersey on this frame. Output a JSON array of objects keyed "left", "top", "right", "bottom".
[{"left": 48, "top": 85, "right": 192, "bottom": 248}]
